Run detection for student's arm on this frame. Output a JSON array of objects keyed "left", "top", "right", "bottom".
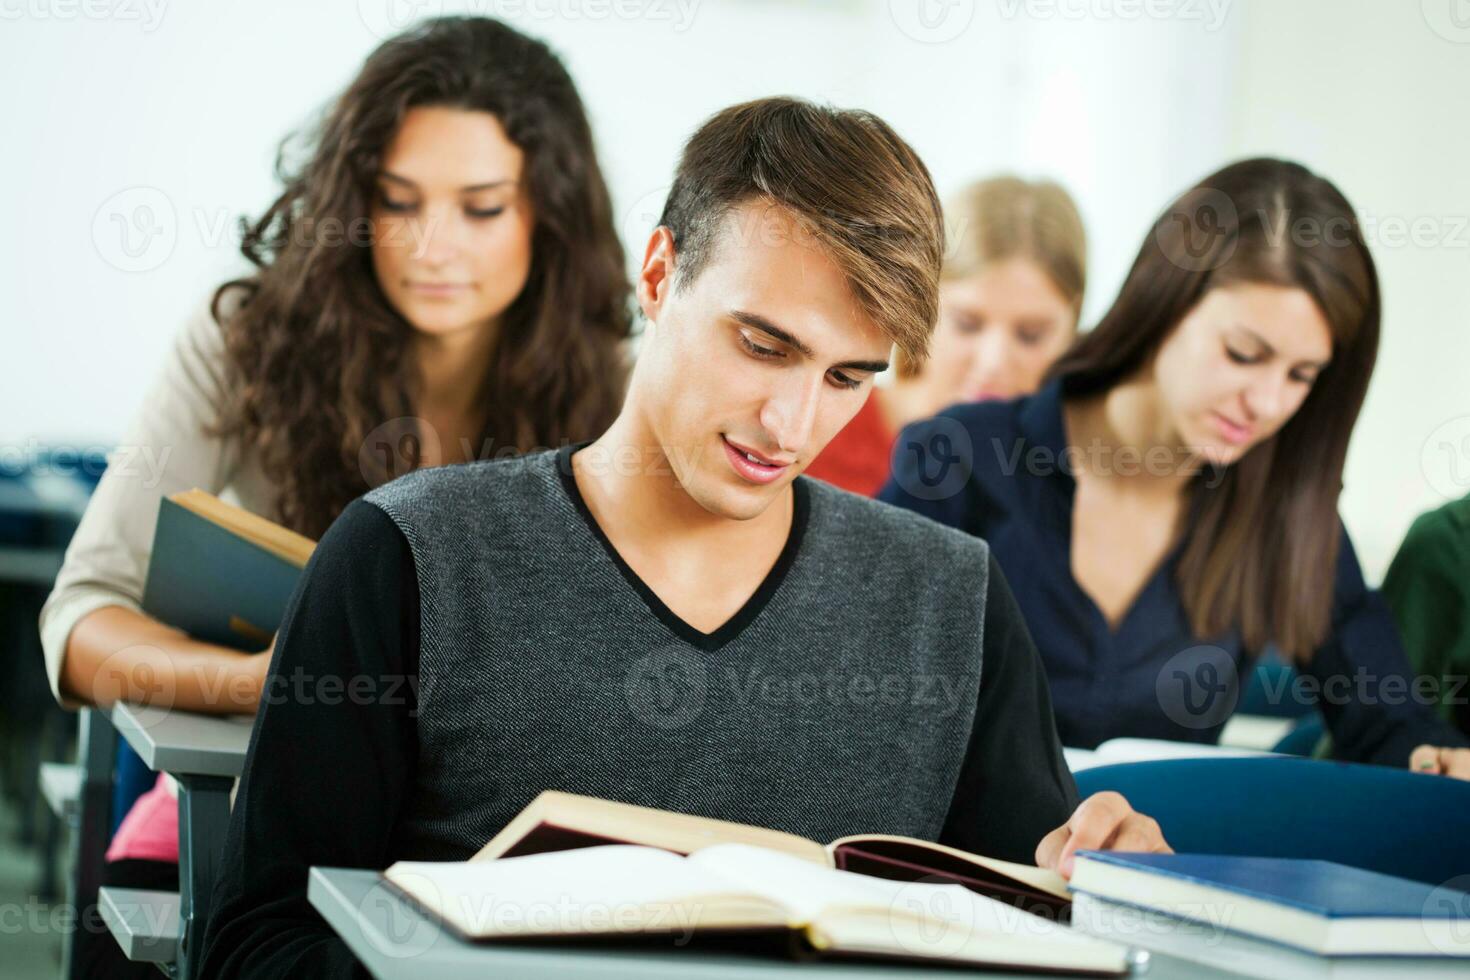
[
  {"left": 41, "top": 288, "right": 266, "bottom": 713},
  {"left": 199, "top": 499, "right": 419, "bottom": 979},
  {"left": 938, "top": 553, "right": 1079, "bottom": 864},
  {"left": 64, "top": 606, "right": 270, "bottom": 713},
  {"left": 1305, "top": 526, "right": 1470, "bottom": 767},
  {"left": 942, "top": 554, "right": 1171, "bottom": 876}
]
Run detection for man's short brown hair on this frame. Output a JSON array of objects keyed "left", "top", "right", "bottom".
[{"left": 658, "top": 98, "right": 944, "bottom": 366}]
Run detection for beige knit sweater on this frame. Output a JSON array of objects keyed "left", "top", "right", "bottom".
[{"left": 39, "top": 287, "right": 277, "bottom": 709}]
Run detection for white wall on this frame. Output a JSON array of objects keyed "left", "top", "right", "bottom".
[
  {"left": 22, "top": 1, "right": 1457, "bottom": 583},
  {"left": 1228, "top": 0, "right": 1470, "bottom": 580},
  {"left": 1, "top": 0, "right": 1234, "bottom": 450}
]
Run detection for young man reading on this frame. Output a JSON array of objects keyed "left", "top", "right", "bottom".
[{"left": 200, "top": 98, "right": 1170, "bottom": 977}]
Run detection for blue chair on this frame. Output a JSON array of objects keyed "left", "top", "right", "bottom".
[
  {"left": 112, "top": 741, "right": 157, "bottom": 836},
  {"left": 1271, "top": 713, "right": 1326, "bottom": 756},
  {"left": 1238, "top": 650, "right": 1314, "bottom": 719},
  {"left": 1074, "top": 756, "right": 1470, "bottom": 886}
]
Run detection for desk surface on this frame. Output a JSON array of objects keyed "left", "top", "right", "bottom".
[
  {"left": 109, "top": 700, "right": 254, "bottom": 777},
  {"left": 308, "top": 868, "right": 1234, "bottom": 980}
]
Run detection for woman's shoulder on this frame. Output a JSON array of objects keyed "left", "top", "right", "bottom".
[
  {"left": 1403, "top": 495, "right": 1470, "bottom": 552},
  {"left": 896, "top": 395, "right": 1028, "bottom": 454},
  {"left": 155, "top": 280, "right": 264, "bottom": 404},
  {"left": 878, "top": 389, "right": 1048, "bottom": 522},
  {"left": 177, "top": 280, "right": 253, "bottom": 350},
  {"left": 1383, "top": 496, "right": 1470, "bottom": 589},
  {"left": 909, "top": 390, "right": 1050, "bottom": 485}
]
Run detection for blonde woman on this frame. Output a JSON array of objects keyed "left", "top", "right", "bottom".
[{"left": 805, "top": 175, "right": 1086, "bottom": 495}]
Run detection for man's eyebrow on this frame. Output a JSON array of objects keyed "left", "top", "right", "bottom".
[
  {"left": 731, "top": 310, "right": 890, "bottom": 374},
  {"left": 379, "top": 171, "right": 514, "bottom": 193}
]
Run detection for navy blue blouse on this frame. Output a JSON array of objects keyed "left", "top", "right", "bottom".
[{"left": 877, "top": 380, "right": 1469, "bottom": 766}]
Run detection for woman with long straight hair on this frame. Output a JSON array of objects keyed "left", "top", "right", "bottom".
[
  {"left": 880, "top": 158, "right": 1469, "bottom": 773},
  {"left": 41, "top": 17, "right": 632, "bottom": 977}
]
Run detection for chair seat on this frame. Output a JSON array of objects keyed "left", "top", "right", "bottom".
[{"left": 98, "top": 886, "right": 182, "bottom": 964}]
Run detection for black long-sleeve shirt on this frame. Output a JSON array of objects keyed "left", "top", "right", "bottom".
[{"left": 201, "top": 464, "right": 1079, "bottom": 978}]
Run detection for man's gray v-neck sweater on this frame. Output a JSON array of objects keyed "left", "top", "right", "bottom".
[{"left": 201, "top": 444, "right": 1078, "bottom": 978}]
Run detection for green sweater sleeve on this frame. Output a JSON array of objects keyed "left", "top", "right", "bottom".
[{"left": 1381, "top": 503, "right": 1470, "bottom": 733}]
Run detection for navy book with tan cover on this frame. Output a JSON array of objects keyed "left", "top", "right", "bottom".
[{"left": 140, "top": 489, "right": 315, "bottom": 651}]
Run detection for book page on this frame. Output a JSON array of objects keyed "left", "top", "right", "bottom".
[
  {"left": 826, "top": 834, "right": 1070, "bottom": 901},
  {"left": 689, "top": 843, "right": 938, "bottom": 922},
  {"left": 693, "top": 844, "right": 1108, "bottom": 947},
  {"left": 690, "top": 845, "right": 1126, "bottom": 973},
  {"left": 1095, "top": 737, "right": 1276, "bottom": 764},
  {"left": 386, "top": 844, "right": 787, "bottom": 938},
  {"left": 1063, "top": 746, "right": 1102, "bottom": 771},
  {"left": 474, "top": 790, "right": 831, "bottom": 866}
]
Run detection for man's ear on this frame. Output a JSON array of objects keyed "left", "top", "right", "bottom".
[{"left": 637, "top": 227, "right": 677, "bottom": 323}]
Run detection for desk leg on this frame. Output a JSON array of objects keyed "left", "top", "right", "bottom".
[
  {"left": 65, "top": 708, "right": 117, "bottom": 980},
  {"left": 174, "top": 774, "right": 233, "bottom": 980}
]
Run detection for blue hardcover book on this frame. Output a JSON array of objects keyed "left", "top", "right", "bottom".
[
  {"left": 1070, "top": 851, "right": 1470, "bottom": 959},
  {"left": 140, "top": 490, "right": 314, "bottom": 650}
]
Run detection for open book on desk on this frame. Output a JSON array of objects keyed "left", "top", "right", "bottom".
[
  {"left": 454, "top": 789, "right": 1072, "bottom": 918},
  {"left": 383, "top": 843, "right": 1133, "bottom": 975},
  {"left": 1064, "top": 738, "right": 1282, "bottom": 773}
]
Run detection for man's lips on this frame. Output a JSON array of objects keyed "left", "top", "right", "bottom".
[
  {"left": 722, "top": 436, "right": 794, "bottom": 485},
  {"left": 723, "top": 436, "right": 794, "bottom": 467}
]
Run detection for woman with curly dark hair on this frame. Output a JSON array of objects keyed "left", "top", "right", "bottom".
[{"left": 39, "top": 17, "right": 630, "bottom": 977}]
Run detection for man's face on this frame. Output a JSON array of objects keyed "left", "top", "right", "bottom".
[{"left": 634, "top": 200, "right": 894, "bottom": 521}]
